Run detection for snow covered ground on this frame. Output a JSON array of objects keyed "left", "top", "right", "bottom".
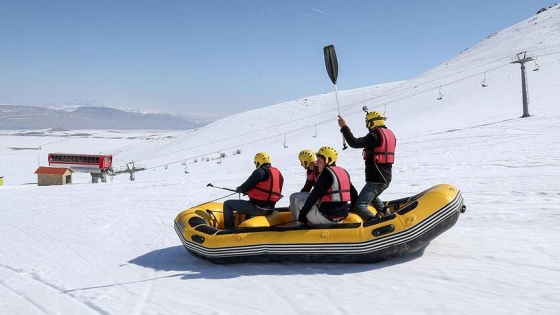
[{"left": 1, "top": 5, "right": 560, "bottom": 314}]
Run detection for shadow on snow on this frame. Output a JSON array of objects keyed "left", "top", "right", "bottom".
[{"left": 127, "top": 245, "right": 428, "bottom": 280}]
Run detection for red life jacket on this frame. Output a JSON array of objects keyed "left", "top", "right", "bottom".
[
  {"left": 306, "top": 166, "right": 319, "bottom": 184},
  {"left": 248, "top": 167, "right": 283, "bottom": 203},
  {"left": 320, "top": 166, "right": 352, "bottom": 203},
  {"left": 362, "top": 127, "right": 396, "bottom": 164}
]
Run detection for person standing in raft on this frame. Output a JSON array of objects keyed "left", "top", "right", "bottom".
[
  {"left": 338, "top": 110, "right": 396, "bottom": 221},
  {"left": 297, "top": 146, "right": 358, "bottom": 226},
  {"left": 289, "top": 149, "right": 321, "bottom": 220},
  {"left": 222, "top": 152, "right": 284, "bottom": 229}
]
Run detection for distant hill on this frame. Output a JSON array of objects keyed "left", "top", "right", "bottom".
[{"left": 0, "top": 105, "right": 212, "bottom": 130}]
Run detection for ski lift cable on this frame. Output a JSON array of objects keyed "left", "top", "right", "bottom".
[
  {"left": 147, "top": 59, "right": 496, "bottom": 165},
  {"left": 147, "top": 48, "right": 559, "bottom": 164},
  {"left": 146, "top": 49, "right": 555, "bottom": 164},
  {"left": 138, "top": 51, "right": 556, "bottom": 167},
  {"left": 139, "top": 61, "right": 512, "bottom": 167}
]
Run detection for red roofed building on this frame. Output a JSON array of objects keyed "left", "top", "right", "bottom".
[{"left": 34, "top": 166, "right": 74, "bottom": 186}]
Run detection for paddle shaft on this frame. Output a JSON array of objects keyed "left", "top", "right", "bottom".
[{"left": 323, "top": 45, "right": 348, "bottom": 150}]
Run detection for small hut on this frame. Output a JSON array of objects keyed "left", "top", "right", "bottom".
[{"left": 35, "top": 166, "right": 74, "bottom": 186}]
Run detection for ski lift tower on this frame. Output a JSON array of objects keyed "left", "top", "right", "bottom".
[
  {"left": 110, "top": 160, "right": 147, "bottom": 181},
  {"left": 511, "top": 51, "right": 533, "bottom": 118}
]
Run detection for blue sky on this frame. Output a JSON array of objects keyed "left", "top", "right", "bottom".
[{"left": 0, "top": 0, "right": 555, "bottom": 116}]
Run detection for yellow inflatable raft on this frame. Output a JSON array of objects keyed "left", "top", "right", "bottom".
[{"left": 174, "top": 184, "right": 466, "bottom": 264}]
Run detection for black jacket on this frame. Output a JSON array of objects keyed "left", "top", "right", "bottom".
[
  {"left": 340, "top": 125, "right": 392, "bottom": 183},
  {"left": 300, "top": 166, "right": 320, "bottom": 192},
  {"left": 236, "top": 163, "right": 280, "bottom": 208},
  {"left": 299, "top": 164, "right": 358, "bottom": 221}
]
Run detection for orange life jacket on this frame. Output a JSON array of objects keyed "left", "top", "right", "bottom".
[
  {"left": 362, "top": 127, "right": 396, "bottom": 164},
  {"left": 320, "top": 166, "right": 352, "bottom": 203},
  {"left": 247, "top": 167, "right": 283, "bottom": 202}
]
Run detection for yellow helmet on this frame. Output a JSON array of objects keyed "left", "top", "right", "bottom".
[
  {"left": 254, "top": 152, "right": 271, "bottom": 168},
  {"left": 365, "top": 111, "right": 387, "bottom": 129},
  {"left": 298, "top": 149, "right": 316, "bottom": 168},
  {"left": 317, "top": 146, "right": 338, "bottom": 166}
]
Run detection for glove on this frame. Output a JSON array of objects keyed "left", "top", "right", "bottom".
[{"left": 297, "top": 212, "right": 309, "bottom": 224}]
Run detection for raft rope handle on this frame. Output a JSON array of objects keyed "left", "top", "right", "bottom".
[{"left": 270, "top": 219, "right": 299, "bottom": 227}]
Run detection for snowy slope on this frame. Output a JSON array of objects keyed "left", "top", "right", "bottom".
[
  {"left": 107, "top": 5, "right": 560, "bottom": 177},
  {"left": 1, "top": 5, "right": 560, "bottom": 315}
]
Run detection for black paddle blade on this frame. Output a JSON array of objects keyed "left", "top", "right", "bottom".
[{"left": 323, "top": 45, "right": 338, "bottom": 84}]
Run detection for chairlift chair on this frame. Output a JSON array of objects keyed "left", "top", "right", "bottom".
[{"left": 533, "top": 58, "right": 540, "bottom": 71}]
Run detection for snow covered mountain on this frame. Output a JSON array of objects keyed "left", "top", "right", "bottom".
[{"left": 0, "top": 105, "right": 211, "bottom": 130}]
